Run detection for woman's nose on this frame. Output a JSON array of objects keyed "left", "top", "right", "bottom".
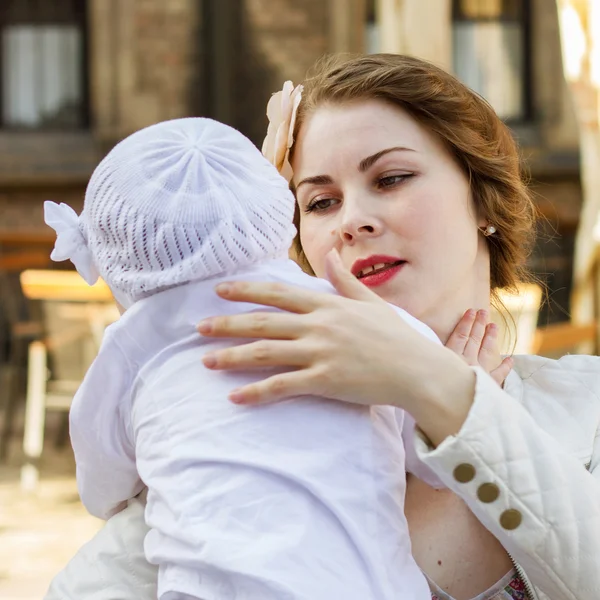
[{"left": 339, "top": 207, "right": 383, "bottom": 244}]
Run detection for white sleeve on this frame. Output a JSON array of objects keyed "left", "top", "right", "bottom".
[
  {"left": 413, "top": 362, "right": 600, "bottom": 600},
  {"left": 130, "top": 346, "right": 407, "bottom": 600},
  {"left": 70, "top": 338, "right": 144, "bottom": 520}
]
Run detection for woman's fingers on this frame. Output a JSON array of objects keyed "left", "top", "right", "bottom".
[
  {"left": 214, "top": 280, "right": 327, "bottom": 314},
  {"left": 462, "top": 310, "right": 488, "bottom": 363},
  {"left": 480, "top": 323, "right": 513, "bottom": 386},
  {"left": 490, "top": 356, "right": 514, "bottom": 387},
  {"left": 445, "top": 309, "right": 490, "bottom": 364},
  {"left": 228, "top": 370, "right": 315, "bottom": 405},
  {"left": 445, "top": 309, "right": 477, "bottom": 355},
  {"left": 478, "top": 322, "right": 502, "bottom": 369},
  {"left": 446, "top": 311, "right": 509, "bottom": 385},
  {"left": 324, "top": 249, "right": 385, "bottom": 304},
  {"left": 202, "top": 339, "right": 312, "bottom": 370},
  {"left": 479, "top": 321, "right": 498, "bottom": 356},
  {"left": 198, "top": 310, "right": 306, "bottom": 340}
]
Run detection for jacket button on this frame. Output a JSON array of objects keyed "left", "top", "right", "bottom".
[
  {"left": 500, "top": 509, "right": 522, "bottom": 530},
  {"left": 453, "top": 463, "right": 476, "bottom": 483},
  {"left": 477, "top": 483, "right": 500, "bottom": 503}
]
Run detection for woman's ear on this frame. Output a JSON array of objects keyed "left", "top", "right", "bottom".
[{"left": 476, "top": 209, "right": 490, "bottom": 229}]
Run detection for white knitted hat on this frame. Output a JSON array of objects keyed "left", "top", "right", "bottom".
[{"left": 44, "top": 118, "right": 296, "bottom": 307}]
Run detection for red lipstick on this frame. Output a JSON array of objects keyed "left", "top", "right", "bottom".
[{"left": 351, "top": 255, "right": 406, "bottom": 288}]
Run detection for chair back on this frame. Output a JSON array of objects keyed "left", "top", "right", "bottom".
[
  {"left": 0, "top": 271, "right": 42, "bottom": 362},
  {"left": 532, "top": 320, "right": 598, "bottom": 357},
  {"left": 41, "top": 301, "right": 103, "bottom": 385}
]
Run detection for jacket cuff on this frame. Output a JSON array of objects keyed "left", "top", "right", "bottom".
[{"left": 412, "top": 366, "right": 548, "bottom": 546}]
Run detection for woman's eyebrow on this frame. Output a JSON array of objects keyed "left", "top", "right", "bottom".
[
  {"left": 295, "top": 174, "right": 334, "bottom": 191},
  {"left": 358, "top": 146, "right": 416, "bottom": 172},
  {"left": 295, "top": 146, "right": 415, "bottom": 190}
]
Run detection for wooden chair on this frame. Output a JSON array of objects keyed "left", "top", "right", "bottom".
[
  {"left": 20, "top": 300, "right": 119, "bottom": 491},
  {"left": 0, "top": 248, "right": 52, "bottom": 460},
  {"left": 0, "top": 272, "right": 44, "bottom": 461},
  {"left": 494, "top": 283, "right": 598, "bottom": 357},
  {"left": 531, "top": 320, "right": 597, "bottom": 357}
]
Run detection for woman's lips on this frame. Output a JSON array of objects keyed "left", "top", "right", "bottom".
[{"left": 357, "top": 262, "right": 406, "bottom": 287}]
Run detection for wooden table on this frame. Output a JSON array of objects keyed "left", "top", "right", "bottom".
[
  {"left": 0, "top": 231, "right": 56, "bottom": 247},
  {"left": 20, "top": 269, "right": 114, "bottom": 302},
  {"left": 0, "top": 251, "right": 52, "bottom": 272},
  {"left": 20, "top": 269, "right": 119, "bottom": 351}
]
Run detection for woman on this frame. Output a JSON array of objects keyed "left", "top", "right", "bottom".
[{"left": 47, "top": 54, "right": 600, "bottom": 600}]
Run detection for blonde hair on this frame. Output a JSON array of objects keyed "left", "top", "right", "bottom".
[{"left": 289, "top": 53, "right": 537, "bottom": 301}]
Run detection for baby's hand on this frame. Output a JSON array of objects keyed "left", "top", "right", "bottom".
[{"left": 445, "top": 309, "right": 513, "bottom": 387}]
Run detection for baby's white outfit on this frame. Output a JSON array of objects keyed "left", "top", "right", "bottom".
[
  {"left": 71, "top": 259, "right": 437, "bottom": 600},
  {"left": 46, "top": 118, "right": 436, "bottom": 600}
]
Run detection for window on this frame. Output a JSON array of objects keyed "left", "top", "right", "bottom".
[
  {"left": 365, "top": 0, "right": 380, "bottom": 55},
  {"left": 0, "top": 0, "right": 87, "bottom": 129},
  {"left": 452, "top": 0, "right": 531, "bottom": 122}
]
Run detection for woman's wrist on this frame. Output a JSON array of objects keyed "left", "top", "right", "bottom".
[{"left": 405, "top": 349, "right": 477, "bottom": 447}]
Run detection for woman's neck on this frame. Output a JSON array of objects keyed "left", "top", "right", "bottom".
[
  {"left": 425, "top": 252, "right": 493, "bottom": 344},
  {"left": 420, "top": 284, "right": 492, "bottom": 345},
  {"left": 426, "top": 306, "right": 490, "bottom": 345}
]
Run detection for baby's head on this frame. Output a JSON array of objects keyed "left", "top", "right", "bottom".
[{"left": 45, "top": 118, "right": 296, "bottom": 308}]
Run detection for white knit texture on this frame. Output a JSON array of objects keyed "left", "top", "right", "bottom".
[{"left": 79, "top": 118, "right": 296, "bottom": 306}]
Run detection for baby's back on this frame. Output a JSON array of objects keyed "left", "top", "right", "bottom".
[{"left": 77, "top": 259, "right": 430, "bottom": 600}]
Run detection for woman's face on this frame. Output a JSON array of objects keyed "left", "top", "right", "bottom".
[{"left": 291, "top": 99, "right": 491, "bottom": 333}]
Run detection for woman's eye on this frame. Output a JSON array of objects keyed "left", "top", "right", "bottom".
[
  {"left": 377, "top": 174, "right": 412, "bottom": 189},
  {"left": 305, "top": 197, "right": 338, "bottom": 213}
]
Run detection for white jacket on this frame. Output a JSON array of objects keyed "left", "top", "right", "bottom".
[
  {"left": 45, "top": 354, "right": 600, "bottom": 600},
  {"left": 414, "top": 355, "right": 600, "bottom": 600}
]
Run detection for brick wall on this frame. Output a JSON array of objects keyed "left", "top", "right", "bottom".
[
  {"left": 0, "top": 0, "right": 205, "bottom": 236},
  {"left": 133, "top": 0, "right": 204, "bottom": 121},
  {"left": 0, "top": 133, "right": 91, "bottom": 236},
  {"left": 234, "top": 0, "right": 330, "bottom": 144},
  {"left": 0, "top": 187, "right": 83, "bottom": 234},
  {"left": 0, "top": 0, "right": 331, "bottom": 235},
  {"left": 89, "top": 0, "right": 204, "bottom": 139}
]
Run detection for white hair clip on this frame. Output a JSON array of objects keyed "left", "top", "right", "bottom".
[{"left": 44, "top": 201, "right": 99, "bottom": 285}]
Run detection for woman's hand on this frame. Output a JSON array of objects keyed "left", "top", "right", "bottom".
[
  {"left": 198, "top": 250, "right": 476, "bottom": 445},
  {"left": 199, "top": 251, "right": 461, "bottom": 402},
  {"left": 445, "top": 309, "right": 513, "bottom": 387}
]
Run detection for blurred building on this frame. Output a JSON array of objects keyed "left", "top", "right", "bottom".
[
  {"left": 0, "top": 0, "right": 582, "bottom": 323},
  {"left": 0, "top": 0, "right": 204, "bottom": 259},
  {"left": 372, "top": 0, "right": 583, "bottom": 325}
]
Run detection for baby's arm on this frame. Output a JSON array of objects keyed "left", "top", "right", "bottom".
[
  {"left": 70, "top": 338, "right": 144, "bottom": 520},
  {"left": 131, "top": 343, "right": 389, "bottom": 600}
]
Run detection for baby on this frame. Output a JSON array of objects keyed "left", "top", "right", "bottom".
[{"left": 45, "top": 117, "right": 436, "bottom": 600}]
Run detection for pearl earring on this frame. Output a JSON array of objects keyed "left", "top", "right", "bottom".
[{"left": 482, "top": 224, "right": 497, "bottom": 236}]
